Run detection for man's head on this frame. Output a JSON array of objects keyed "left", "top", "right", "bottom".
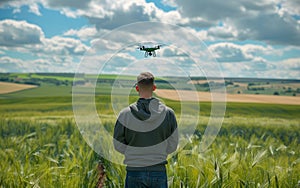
[{"left": 136, "top": 72, "right": 156, "bottom": 97}]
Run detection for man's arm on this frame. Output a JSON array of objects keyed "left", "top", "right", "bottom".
[
  {"left": 113, "top": 120, "right": 127, "bottom": 154},
  {"left": 166, "top": 110, "right": 179, "bottom": 154}
]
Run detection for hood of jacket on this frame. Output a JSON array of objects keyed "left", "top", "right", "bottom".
[{"left": 129, "top": 98, "right": 166, "bottom": 121}]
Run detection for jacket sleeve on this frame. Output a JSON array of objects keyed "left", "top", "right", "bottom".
[
  {"left": 113, "top": 119, "right": 127, "bottom": 154},
  {"left": 166, "top": 110, "right": 179, "bottom": 154}
]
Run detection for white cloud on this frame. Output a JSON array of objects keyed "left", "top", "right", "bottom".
[
  {"left": 0, "top": 19, "right": 89, "bottom": 73},
  {"left": 63, "top": 26, "right": 106, "bottom": 41},
  {"left": 214, "top": 52, "right": 300, "bottom": 79},
  {"left": 0, "top": 0, "right": 177, "bottom": 29},
  {"left": 0, "top": 0, "right": 299, "bottom": 78},
  {"left": 28, "top": 3, "right": 42, "bottom": 16},
  {"left": 0, "top": 20, "right": 89, "bottom": 57},
  {"left": 87, "top": 1, "right": 157, "bottom": 30},
  {"left": 0, "top": 19, "right": 44, "bottom": 46},
  {"left": 208, "top": 42, "right": 272, "bottom": 63},
  {"left": 263, "top": 58, "right": 300, "bottom": 78},
  {"left": 0, "top": 56, "right": 78, "bottom": 73},
  {"left": 161, "top": 47, "right": 188, "bottom": 57},
  {"left": 2, "top": 0, "right": 299, "bottom": 46},
  {"left": 277, "top": 58, "right": 300, "bottom": 71},
  {"left": 45, "top": 0, "right": 92, "bottom": 9},
  {"left": 156, "top": 10, "right": 183, "bottom": 25},
  {"left": 280, "top": 0, "right": 300, "bottom": 16},
  {"left": 0, "top": 56, "right": 27, "bottom": 72},
  {"left": 166, "top": 0, "right": 300, "bottom": 45},
  {"left": 232, "top": 12, "right": 300, "bottom": 46},
  {"left": 220, "top": 61, "right": 277, "bottom": 78},
  {"left": 161, "top": 0, "right": 177, "bottom": 8},
  {"left": 206, "top": 42, "right": 295, "bottom": 78},
  {"left": 0, "top": 0, "right": 42, "bottom": 15},
  {"left": 40, "top": 36, "right": 88, "bottom": 56},
  {"left": 206, "top": 23, "right": 238, "bottom": 40}
]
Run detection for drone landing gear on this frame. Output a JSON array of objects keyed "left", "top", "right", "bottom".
[{"left": 144, "top": 51, "right": 156, "bottom": 57}]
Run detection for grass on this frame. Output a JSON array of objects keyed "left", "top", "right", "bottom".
[
  {"left": 0, "top": 119, "right": 101, "bottom": 187},
  {"left": 0, "top": 96, "right": 299, "bottom": 187},
  {"left": 0, "top": 117, "right": 299, "bottom": 187},
  {"left": 224, "top": 102, "right": 300, "bottom": 119}
]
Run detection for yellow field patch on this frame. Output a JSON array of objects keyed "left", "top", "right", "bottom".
[
  {"left": 155, "top": 89, "right": 300, "bottom": 105},
  {"left": 0, "top": 82, "right": 37, "bottom": 94}
]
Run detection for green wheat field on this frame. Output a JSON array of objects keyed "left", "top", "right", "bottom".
[{"left": 0, "top": 73, "right": 299, "bottom": 187}]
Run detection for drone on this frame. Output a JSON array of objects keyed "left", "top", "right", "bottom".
[{"left": 137, "top": 45, "right": 162, "bottom": 57}]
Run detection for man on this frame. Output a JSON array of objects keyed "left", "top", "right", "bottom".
[{"left": 113, "top": 72, "right": 178, "bottom": 188}]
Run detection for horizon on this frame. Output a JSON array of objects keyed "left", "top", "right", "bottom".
[{"left": 1, "top": 72, "right": 300, "bottom": 81}]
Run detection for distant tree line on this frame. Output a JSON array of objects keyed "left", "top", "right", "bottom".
[
  {"left": 0, "top": 74, "right": 71, "bottom": 86},
  {"left": 35, "top": 73, "right": 82, "bottom": 77}
]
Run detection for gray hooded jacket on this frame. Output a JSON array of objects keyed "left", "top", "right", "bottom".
[{"left": 113, "top": 97, "right": 178, "bottom": 168}]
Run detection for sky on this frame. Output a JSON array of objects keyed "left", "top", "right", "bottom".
[{"left": 0, "top": 0, "right": 299, "bottom": 79}]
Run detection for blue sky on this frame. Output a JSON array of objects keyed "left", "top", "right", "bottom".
[
  {"left": 0, "top": 0, "right": 299, "bottom": 78},
  {"left": 0, "top": 6, "right": 89, "bottom": 38}
]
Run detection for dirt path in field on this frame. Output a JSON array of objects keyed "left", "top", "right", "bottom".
[
  {"left": 155, "top": 89, "right": 300, "bottom": 105},
  {"left": 0, "top": 82, "right": 37, "bottom": 94}
]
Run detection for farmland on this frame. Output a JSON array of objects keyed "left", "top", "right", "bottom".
[
  {"left": 0, "top": 82, "right": 37, "bottom": 94},
  {"left": 0, "top": 73, "right": 299, "bottom": 187},
  {"left": 155, "top": 89, "right": 300, "bottom": 105},
  {"left": 2, "top": 73, "right": 300, "bottom": 97}
]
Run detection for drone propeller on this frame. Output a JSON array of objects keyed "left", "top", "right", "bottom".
[
  {"left": 156, "top": 44, "right": 165, "bottom": 48},
  {"left": 136, "top": 45, "right": 145, "bottom": 50}
]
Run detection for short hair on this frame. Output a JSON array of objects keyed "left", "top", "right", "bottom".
[{"left": 137, "top": 72, "right": 154, "bottom": 90}]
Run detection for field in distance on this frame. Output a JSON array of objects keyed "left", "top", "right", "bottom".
[
  {"left": 189, "top": 77, "right": 300, "bottom": 96},
  {"left": 155, "top": 89, "right": 300, "bottom": 105},
  {"left": 0, "top": 81, "right": 37, "bottom": 94},
  {"left": 1, "top": 73, "right": 300, "bottom": 101}
]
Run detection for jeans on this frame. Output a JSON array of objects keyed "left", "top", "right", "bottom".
[{"left": 125, "top": 170, "right": 167, "bottom": 188}]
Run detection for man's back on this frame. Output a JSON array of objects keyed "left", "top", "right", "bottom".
[
  {"left": 113, "top": 72, "right": 178, "bottom": 188},
  {"left": 113, "top": 97, "right": 178, "bottom": 168}
]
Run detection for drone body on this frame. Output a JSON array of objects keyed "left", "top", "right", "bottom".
[{"left": 138, "top": 45, "right": 161, "bottom": 57}]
